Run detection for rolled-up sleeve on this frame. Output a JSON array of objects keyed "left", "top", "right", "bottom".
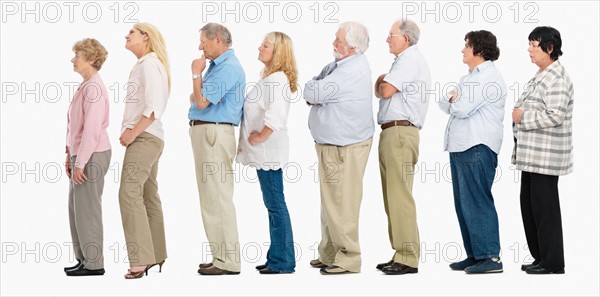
[
  {"left": 141, "top": 61, "right": 168, "bottom": 119},
  {"left": 263, "top": 74, "right": 289, "bottom": 131},
  {"left": 383, "top": 58, "right": 417, "bottom": 93}
]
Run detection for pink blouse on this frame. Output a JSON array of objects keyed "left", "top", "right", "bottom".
[{"left": 65, "top": 73, "right": 111, "bottom": 169}]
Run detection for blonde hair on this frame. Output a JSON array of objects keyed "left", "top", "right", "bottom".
[
  {"left": 134, "top": 22, "right": 172, "bottom": 93},
  {"left": 72, "top": 38, "right": 108, "bottom": 70},
  {"left": 261, "top": 32, "right": 298, "bottom": 93}
]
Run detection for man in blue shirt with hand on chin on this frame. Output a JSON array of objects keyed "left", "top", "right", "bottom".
[{"left": 189, "top": 23, "right": 245, "bottom": 276}]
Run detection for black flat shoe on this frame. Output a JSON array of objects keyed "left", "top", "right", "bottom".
[
  {"left": 376, "top": 260, "right": 394, "bottom": 270},
  {"left": 259, "top": 268, "right": 293, "bottom": 274},
  {"left": 521, "top": 263, "right": 538, "bottom": 271},
  {"left": 65, "top": 265, "right": 105, "bottom": 276},
  {"left": 64, "top": 259, "right": 82, "bottom": 272},
  {"left": 526, "top": 266, "right": 565, "bottom": 274},
  {"left": 382, "top": 262, "right": 418, "bottom": 275},
  {"left": 255, "top": 264, "right": 267, "bottom": 270}
]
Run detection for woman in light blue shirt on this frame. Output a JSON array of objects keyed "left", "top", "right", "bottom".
[{"left": 439, "top": 30, "right": 507, "bottom": 274}]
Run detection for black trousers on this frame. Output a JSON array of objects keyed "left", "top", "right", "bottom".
[{"left": 520, "top": 171, "right": 565, "bottom": 270}]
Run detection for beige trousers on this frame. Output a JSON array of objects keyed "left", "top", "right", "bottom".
[
  {"left": 119, "top": 132, "right": 167, "bottom": 267},
  {"left": 379, "top": 126, "right": 421, "bottom": 268},
  {"left": 315, "top": 138, "right": 372, "bottom": 272},
  {"left": 69, "top": 150, "right": 111, "bottom": 270},
  {"left": 190, "top": 124, "right": 240, "bottom": 272}
]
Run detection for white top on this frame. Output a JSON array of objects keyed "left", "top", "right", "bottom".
[
  {"left": 121, "top": 52, "right": 169, "bottom": 140},
  {"left": 236, "top": 71, "right": 291, "bottom": 170},
  {"left": 438, "top": 61, "right": 507, "bottom": 154},
  {"left": 377, "top": 45, "right": 431, "bottom": 129}
]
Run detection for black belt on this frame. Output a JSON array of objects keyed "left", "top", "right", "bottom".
[{"left": 189, "top": 120, "right": 233, "bottom": 126}]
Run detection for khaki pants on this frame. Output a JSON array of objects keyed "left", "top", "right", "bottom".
[
  {"left": 69, "top": 150, "right": 111, "bottom": 270},
  {"left": 379, "top": 126, "right": 420, "bottom": 268},
  {"left": 119, "top": 132, "right": 167, "bottom": 267},
  {"left": 190, "top": 124, "right": 240, "bottom": 272},
  {"left": 315, "top": 138, "right": 372, "bottom": 272}
]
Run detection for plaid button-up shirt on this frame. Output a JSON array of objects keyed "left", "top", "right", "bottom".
[{"left": 512, "top": 60, "right": 574, "bottom": 176}]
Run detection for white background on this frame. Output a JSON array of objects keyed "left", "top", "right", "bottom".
[{"left": 1, "top": 1, "right": 599, "bottom": 296}]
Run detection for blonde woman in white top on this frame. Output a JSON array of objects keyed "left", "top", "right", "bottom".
[
  {"left": 119, "top": 22, "right": 171, "bottom": 279},
  {"left": 236, "top": 32, "right": 298, "bottom": 274}
]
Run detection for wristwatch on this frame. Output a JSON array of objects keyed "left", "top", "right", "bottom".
[{"left": 192, "top": 73, "right": 201, "bottom": 80}]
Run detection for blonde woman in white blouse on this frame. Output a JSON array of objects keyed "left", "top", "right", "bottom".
[
  {"left": 236, "top": 32, "right": 298, "bottom": 274},
  {"left": 119, "top": 22, "right": 171, "bottom": 279}
]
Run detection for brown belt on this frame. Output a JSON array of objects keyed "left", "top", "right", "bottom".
[
  {"left": 189, "top": 120, "right": 233, "bottom": 126},
  {"left": 381, "top": 120, "right": 414, "bottom": 130}
]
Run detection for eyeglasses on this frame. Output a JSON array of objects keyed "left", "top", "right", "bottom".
[{"left": 387, "top": 34, "right": 404, "bottom": 39}]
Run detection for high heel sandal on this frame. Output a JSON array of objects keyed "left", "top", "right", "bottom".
[
  {"left": 146, "top": 260, "right": 165, "bottom": 274},
  {"left": 124, "top": 260, "right": 165, "bottom": 279},
  {"left": 124, "top": 266, "right": 148, "bottom": 279}
]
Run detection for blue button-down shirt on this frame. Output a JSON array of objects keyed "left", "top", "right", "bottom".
[
  {"left": 304, "top": 53, "right": 375, "bottom": 146},
  {"left": 438, "top": 60, "right": 507, "bottom": 154},
  {"left": 188, "top": 49, "right": 246, "bottom": 125}
]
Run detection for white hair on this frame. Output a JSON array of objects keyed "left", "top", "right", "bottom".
[
  {"left": 398, "top": 19, "right": 420, "bottom": 45},
  {"left": 339, "top": 21, "right": 370, "bottom": 53}
]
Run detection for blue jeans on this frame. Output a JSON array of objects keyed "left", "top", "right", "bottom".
[
  {"left": 257, "top": 169, "right": 295, "bottom": 272},
  {"left": 450, "top": 144, "right": 501, "bottom": 259}
]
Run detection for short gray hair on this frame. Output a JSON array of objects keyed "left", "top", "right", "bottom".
[
  {"left": 398, "top": 19, "right": 420, "bottom": 45},
  {"left": 200, "top": 23, "right": 232, "bottom": 47},
  {"left": 339, "top": 21, "right": 369, "bottom": 53}
]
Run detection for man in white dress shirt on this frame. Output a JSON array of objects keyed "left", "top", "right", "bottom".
[{"left": 374, "top": 19, "right": 431, "bottom": 275}]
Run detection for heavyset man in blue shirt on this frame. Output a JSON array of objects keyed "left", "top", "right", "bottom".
[
  {"left": 189, "top": 23, "right": 245, "bottom": 275},
  {"left": 439, "top": 30, "right": 507, "bottom": 274},
  {"left": 304, "top": 21, "right": 375, "bottom": 275}
]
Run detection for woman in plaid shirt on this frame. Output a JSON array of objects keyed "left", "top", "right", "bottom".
[{"left": 512, "top": 26, "right": 574, "bottom": 275}]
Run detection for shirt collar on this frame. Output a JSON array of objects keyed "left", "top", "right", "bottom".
[
  {"left": 393, "top": 45, "right": 418, "bottom": 65},
  {"left": 540, "top": 59, "right": 561, "bottom": 74},
  {"left": 212, "top": 48, "right": 235, "bottom": 66},
  {"left": 533, "top": 60, "right": 562, "bottom": 82},
  {"left": 470, "top": 60, "right": 493, "bottom": 74},
  {"left": 137, "top": 52, "right": 157, "bottom": 64},
  {"left": 336, "top": 52, "right": 361, "bottom": 66},
  {"left": 398, "top": 45, "right": 418, "bottom": 58}
]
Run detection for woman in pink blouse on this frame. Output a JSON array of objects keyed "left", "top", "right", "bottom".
[{"left": 64, "top": 38, "right": 111, "bottom": 277}]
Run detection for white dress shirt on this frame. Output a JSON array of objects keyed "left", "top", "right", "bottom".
[{"left": 377, "top": 45, "right": 431, "bottom": 129}]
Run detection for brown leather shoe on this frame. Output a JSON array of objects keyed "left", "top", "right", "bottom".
[
  {"left": 382, "top": 262, "right": 418, "bottom": 275},
  {"left": 198, "top": 263, "right": 213, "bottom": 269},
  {"left": 309, "top": 259, "right": 328, "bottom": 268},
  {"left": 376, "top": 260, "right": 394, "bottom": 270},
  {"left": 198, "top": 265, "right": 240, "bottom": 275}
]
